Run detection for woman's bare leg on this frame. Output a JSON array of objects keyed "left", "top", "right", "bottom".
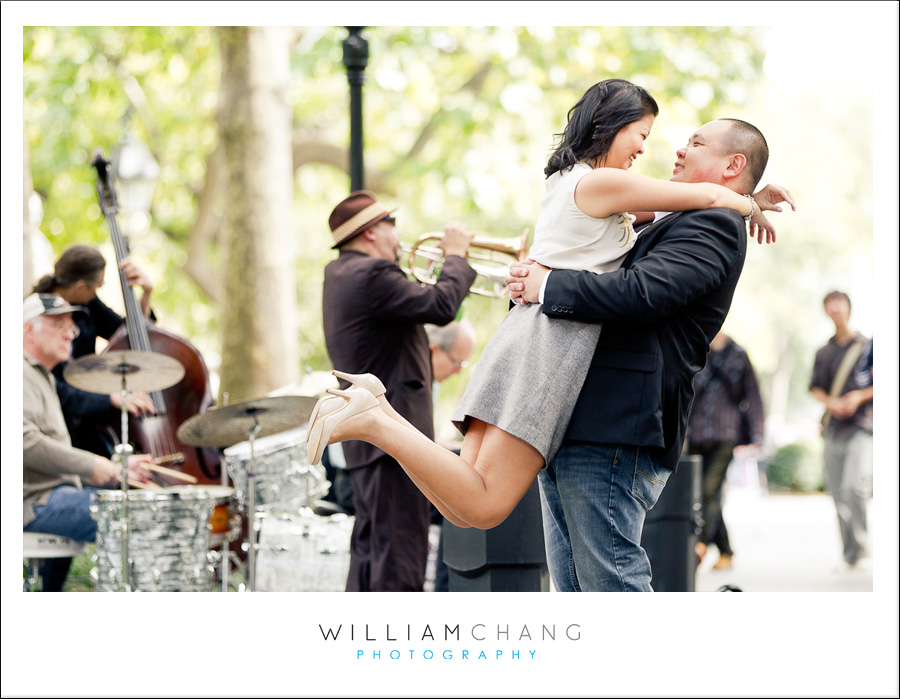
[
  {"left": 369, "top": 397, "right": 531, "bottom": 529},
  {"left": 400, "top": 422, "right": 489, "bottom": 528},
  {"left": 365, "top": 395, "right": 485, "bottom": 526},
  {"left": 328, "top": 405, "right": 544, "bottom": 530},
  {"left": 312, "top": 392, "right": 471, "bottom": 525}
]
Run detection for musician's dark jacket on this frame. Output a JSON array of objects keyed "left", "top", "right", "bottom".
[
  {"left": 542, "top": 208, "right": 748, "bottom": 472},
  {"left": 322, "top": 249, "right": 476, "bottom": 470}
]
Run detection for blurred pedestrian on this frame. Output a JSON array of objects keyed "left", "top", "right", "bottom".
[
  {"left": 686, "top": 331, "right": 765, "bottom": 570},
  {"left": 809, "top": 291, "right": 873, "bottom": 569}
]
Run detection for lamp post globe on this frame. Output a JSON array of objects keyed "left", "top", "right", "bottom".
[{"left": 110, "top": 131, "right": 160, "bottom": 236}]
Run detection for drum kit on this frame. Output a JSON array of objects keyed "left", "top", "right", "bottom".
[{"left": 64, "top": 349, "right": 329, "bottom": 592}]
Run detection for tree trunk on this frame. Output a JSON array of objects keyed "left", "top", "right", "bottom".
[
  {"left": 23, "top": 126, "right": 37, "bottom": 295},
  {"left": 23, "top": 125, "right": 53, "bottom": 295},
  {"left": 216, "top": 27, "right": 298, "bottom": 402}
]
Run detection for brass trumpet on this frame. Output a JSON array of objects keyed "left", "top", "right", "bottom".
[{"left": 399, "top": 228, "right": 532, "bottom": 298}]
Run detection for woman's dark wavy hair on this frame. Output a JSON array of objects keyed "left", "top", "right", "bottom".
[
  {"left": 32, "top": 244, "right": 106, "bottom": 293},
  {"left": 545, "top": 79, "right": 659, "bottom": 178}
]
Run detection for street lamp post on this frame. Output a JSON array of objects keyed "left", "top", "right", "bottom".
[
  {"left": 342, "top": 26, "right": 368, "bottom": 192},
  {"left": 110, "top": 130, "right": 160, "bottom": 239}
]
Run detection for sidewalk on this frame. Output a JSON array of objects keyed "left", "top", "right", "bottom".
[{"left": 694, "top": 486, "right": 873, "bottom": 592}]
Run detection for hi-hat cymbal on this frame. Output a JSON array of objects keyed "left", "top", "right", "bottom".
[
  {"left": 176, "top": 395, "right": 320, "bottom": 449},
  {"left": 63, "top": 350, "right": 186, "bottom": 394}
]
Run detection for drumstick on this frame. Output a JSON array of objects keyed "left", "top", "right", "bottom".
[
  {"left": 147, "top": 463, "right": 198, "bottom": 484},
  {"left": 127, "top": 478, "right": 163, "bottom": 490},
  {"left": 154, "top": 452, "right": 185, "bottom": 466}
]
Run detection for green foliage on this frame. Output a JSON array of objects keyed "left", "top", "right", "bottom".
[
  {"left": 62, "top": 548, "right": 97, "bottom": 592},
  {"left": 766, "top": 442, "right": 824, "bottom": 493},
  {"left": 25, "top": 26, "right": 222, "bottom": 359}
]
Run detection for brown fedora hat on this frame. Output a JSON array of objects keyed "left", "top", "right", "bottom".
[{"left": 328, "top": 190, "right": 395, "bottom": 248}]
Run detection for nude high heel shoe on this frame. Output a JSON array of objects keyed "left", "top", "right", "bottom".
[
  {"left": 306, "top": 387, "right": 379, "bottom": 465},
  {"left": 332, "top": 370, "right": 386, "bottom": 397},
  {"left": 308, "top": 369, "right": 385, "bottom": 438},
  {"left": 306, "top": 392, "right": 344, "bottom": 444},
  {"left": 307, "top": 371, "right": 386, "bottom": 435}
]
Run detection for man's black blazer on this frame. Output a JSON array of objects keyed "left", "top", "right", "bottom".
[
  {"left": 542, "top": 207, "right": 748, "bottom": 471},
  {"left": 322, "top": 250, "right": 476, "bottom": 470}
]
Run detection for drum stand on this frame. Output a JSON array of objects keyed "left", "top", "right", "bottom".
[
  {"left": 115, "top": 377, "right": 135, "bottom": 592},
  {"left": 174, "top": 394, "right": 320, "bottom": 592},
  {"left": 245, "top": 420, "right": 262, "bottom": 592},
  {"left": 218, "top": 466, "right": 231, "bottom": 593}
]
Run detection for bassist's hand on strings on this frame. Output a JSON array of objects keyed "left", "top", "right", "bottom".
[
  {"left": 110, "top": 390, "right": 156, "bottom": 417},
  {"left": 119, "top": 257, "right": 154, "bottom": 317}
]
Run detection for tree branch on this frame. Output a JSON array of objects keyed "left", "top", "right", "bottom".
[
  {"left": 291, "top": 139, "right": 388, "bottom": 193},
  {"left": 185, "top": 145, "right": 225, "bottom": 302},
  {"left": 288, "top": 60, "right": 493, "bottom": 195},
  {"left": 401, "top": 60, "right": 492, "bottom": 165}
]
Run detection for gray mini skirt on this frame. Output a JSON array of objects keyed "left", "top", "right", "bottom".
[{"left": 452, "top": 302, "right": 601, "bottom": 464}]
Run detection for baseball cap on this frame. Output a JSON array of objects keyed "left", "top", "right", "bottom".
[{"left": 23, "top": 293, "right": 88, "bottom": 324}]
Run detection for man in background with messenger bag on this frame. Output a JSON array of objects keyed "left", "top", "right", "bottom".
[{"left": 809, "top": 290, "right": 873, "bottom": 570}]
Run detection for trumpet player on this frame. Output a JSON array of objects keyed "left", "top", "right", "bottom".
[{"left": 321, "top": 190, "right": 476, "bottom": 592}]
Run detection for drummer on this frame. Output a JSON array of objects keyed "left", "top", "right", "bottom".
[{"left": 23, "top": 293, "right": 154, "bottom": 591}]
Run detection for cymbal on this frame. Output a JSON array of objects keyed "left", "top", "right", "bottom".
[
  {"left": 176, "top": 395, "right": 320, "bottom": 449},
  {"left": 63, "top": 350, "right": 186, "bottom": 394}
]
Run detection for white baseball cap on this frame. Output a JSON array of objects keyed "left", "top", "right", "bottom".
[{"left": 23, "top": 293, "right": 87, "bottom": 324}]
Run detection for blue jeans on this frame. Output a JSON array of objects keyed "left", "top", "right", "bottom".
[
  {"left": 538, "top": 443, "right": 670, "bottom": 591},
  {"left": 24, "top": 485, "right": 99, "bottom": 542}
]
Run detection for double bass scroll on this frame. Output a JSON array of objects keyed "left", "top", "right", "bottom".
[{"left": 91, "top": 148, "right": 221, "bottom": 485}]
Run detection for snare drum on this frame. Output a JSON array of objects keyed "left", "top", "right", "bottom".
[
  {"left": 90, "top": 489, "right": 214, "bottom": 592},
  {"left": 222, "top": 426, "right": 329, "bottom": 513},
  {"left": 166, "top": 485, "right": 239, "bottom": 548}
]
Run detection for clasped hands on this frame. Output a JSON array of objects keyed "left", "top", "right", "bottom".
[
  {"left": 506, "top": 259, "right": 550, "bottom": 305},
  {"left": 828, "top": 389, "right": 870, "bottom": 420}
]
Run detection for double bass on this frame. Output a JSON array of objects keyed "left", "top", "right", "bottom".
[{"left": 91, "top": 149, "right": 221, "bottom": 486}]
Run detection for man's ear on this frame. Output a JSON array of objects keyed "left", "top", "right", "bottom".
[{"left": 722, "top": 153, "right": 747, "bottom": 181}]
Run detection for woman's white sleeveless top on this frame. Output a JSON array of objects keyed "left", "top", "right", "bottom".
[{"left": 527, "top": 162, "right": 637, "bottom": 274}]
